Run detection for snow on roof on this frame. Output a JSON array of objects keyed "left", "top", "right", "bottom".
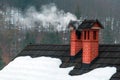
[{"left": 0, "top": 56, "right": 116, "bottom": 80}]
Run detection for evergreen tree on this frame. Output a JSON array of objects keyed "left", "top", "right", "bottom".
[
  {"left": 75, "top": 4, "right": 81, "bottom": 19},
  {"left": 103, "top": 20, "right": 114, "bottom": 44},
  {"left": 41, "top": 31, "right": 62, "bottom": 44},
  {"left": 22, "top": 31, "right": 36, "bottom": 48},
  {"left": 0, "top": 48, "right": 5, "bottom": 70}
]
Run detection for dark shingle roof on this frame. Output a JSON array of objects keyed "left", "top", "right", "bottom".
[
  {"left": 68, "top": 19, "right": 104, "bottom": 30},
  {"left": 17, "top": 44, "right": 120, "bottom": 80},
  {"left": 78, "top": 19, "right": 104, "bottom": 29}
]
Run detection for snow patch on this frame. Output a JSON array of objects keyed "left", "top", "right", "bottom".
[{"left": 0, "top": 56, "right": 116, "bottom": 80}]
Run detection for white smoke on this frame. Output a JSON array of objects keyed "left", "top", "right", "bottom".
[{"left": 6, "top": 3, "right": 77, "bottom": 31}]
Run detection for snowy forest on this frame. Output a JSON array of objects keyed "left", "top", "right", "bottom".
[{"left": 0, "top": 0, "right": 120, "bottom": 68}]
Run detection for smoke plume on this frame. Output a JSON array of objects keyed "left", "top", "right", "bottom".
[{"left": 6, "top": 3, "right": 77, "bottom": 31}]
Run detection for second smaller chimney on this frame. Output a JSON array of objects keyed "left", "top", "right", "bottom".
[{"left": 69, "top": 21, "right": 82, "bottom": 58}]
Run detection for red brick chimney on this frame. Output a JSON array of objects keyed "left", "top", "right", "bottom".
[
  {"left": 69, "top": 21, "right": 82, "bottom": 58},
  {"left": 68, "top": 19, "right": 103, "bottom": 64},
  {"left": 70, "top": 30, "right": 82, "bottom": 56}
]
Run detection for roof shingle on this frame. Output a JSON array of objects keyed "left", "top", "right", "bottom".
[{"left": 17, "top": 44, "right": 120, "bottom": 80}]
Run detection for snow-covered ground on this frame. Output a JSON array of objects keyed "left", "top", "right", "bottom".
[{"left": 0, "top": 56, "right": 116, "bottom": 80}]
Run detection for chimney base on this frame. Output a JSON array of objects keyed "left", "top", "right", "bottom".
[
  {"left": 82, "top": 56, "right": 99, "bottom": 69},
  {"left": 70, "top": 56, "right": 75, "bottom": 61},
  {"left": 70, "top": 49, "right": 83, "bottom": 61},
  {"left": 81, "top": 63, "right": 90, "bottom": 69}
]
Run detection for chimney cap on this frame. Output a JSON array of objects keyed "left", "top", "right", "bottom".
[
  {"left": 78, "top": 19, "right": 104, "bottom": 30},
  {"left": 68, "top": 20, "right": 82, "bottom": 30},
  {"left": 68, "top": 19, "right": 104, "bottom": 31}
]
